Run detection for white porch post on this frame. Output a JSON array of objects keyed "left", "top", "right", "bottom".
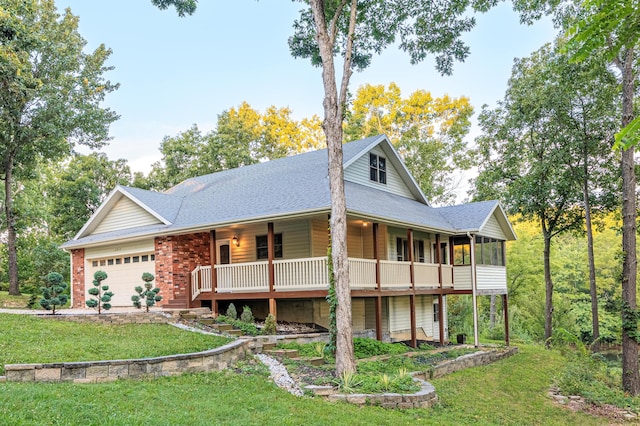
[{"left": 469, "top": 233, "right": 479, "bottom": 347}]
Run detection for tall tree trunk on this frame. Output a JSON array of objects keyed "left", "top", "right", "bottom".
[
  {"left": 310, "top": 0, "right": 357, "bottom": 375},
  {"left": 619, "top": 47, "right": 639, "bottom": 395},
  {"left": 543, "top": 231, "right": 553, "bottom": 346},
  {"left": 5, "top": 154, "right": 20, "bottom": 296},
  {"left": 583, "top": 161, "right": 599, "bottom": 352}
]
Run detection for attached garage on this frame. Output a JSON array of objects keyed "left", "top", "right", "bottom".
[{"left": 84, "top": 240, "right": 156, "bottom": 307}]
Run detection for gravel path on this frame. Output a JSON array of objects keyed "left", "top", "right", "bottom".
[{"left": 256, "top": 353, "right": 304, "bottom": 396}]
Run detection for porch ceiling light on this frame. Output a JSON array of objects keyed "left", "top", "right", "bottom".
[{"left": 232, "top": 235, "right": 239, "bottom": 247}]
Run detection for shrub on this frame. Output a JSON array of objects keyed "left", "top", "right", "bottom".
[
  {"left": 86, "top": 270, "right": 113, "bottom": 313},
  {"left": 226, "top": 303, "right": 237, "bottom": 320},
  {"left": 353, "top": 337, "right": 409, "bottom": 358},
  {"left": 263, "top": 313, "right": 277, "bottom": 335},
  {"left": 40, "top": 272, "right": 68, "bottom": 314},
  {"left": 240, "top": 305, "right": 254, "bottom": 323},
  {"left": 215, "top": 315, "right": 259, "bottom": 336},
  {"left": 131, "top": 272, "right": 162, "bottom": 312}
]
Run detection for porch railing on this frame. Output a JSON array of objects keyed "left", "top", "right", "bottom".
[
  {"left": 348, "top": 258, "right": 377, "bottom": 289},
  {"left": 190, "top": 257, "right": 468, "bottom": 300},
  {"left": 274, "top": 257, "right": 328, "bottom": 291},
  {"left": 216, "top": 261, "right": 269, "bottom": 293},
  {"left": 414, "top": 263, "right": 440, "bottom": 288},
  {"left": 191, "top": 265, "right": 212, "bottom": 300},
  {"left": 379, "top": 260, "right": 411, "bottom": 288}
]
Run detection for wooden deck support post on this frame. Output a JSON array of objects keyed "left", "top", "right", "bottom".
[
  {"left": 408, "top": 229, "right": 417, "bottom": 348},
  {"left": 268, "top": 222, "right": 276, "bottom": 319},
  {"left": 373, "top": 223, "right": 382, "bottom": 341},
  {"left": 210, "top": 230, "right": 217, "bottom": 292},
  {"left": 269, "top": 298, "right": 277, "bottom": 321},
  {"left": 210, "top": 230, "right": 218, "bottom": 316},
  {"left": 503, "top": 294, "right": 510, "bottom": 346},
  {"left": 435, "top": 234, "right": 445, "bottom": 345}
]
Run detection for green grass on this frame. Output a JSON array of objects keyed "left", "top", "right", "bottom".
[
  {"left": 0, "top": 291, "right": 33, "bottom": 309},
  {"left": 0, "top": 314, "right": 230, "bottom": 374},
  {"left": 0, "top": 344, "right": 603, "bottom": 425}
]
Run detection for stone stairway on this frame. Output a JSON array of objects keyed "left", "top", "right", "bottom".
[{"left": 263, "top": 348, "right": 325, "bottom": 366}]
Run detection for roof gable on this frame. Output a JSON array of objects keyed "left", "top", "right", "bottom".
[
  {"left": 343, "top": 135, "right": 430, "bottom": 205},
  {"left": 74, "top": 186, "right": 179, "bottom": 239},
  {"left": 435, "top": 201, "right": 517, "bottom": 241}
]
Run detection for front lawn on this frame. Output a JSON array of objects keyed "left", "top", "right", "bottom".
[
  {"left": 0, "top": 291, "right": 33, "bottom": 309},
  {"left": 0, "top": 345, "right": 604, "bottom": 425},
  {"left": 0, "top": 314, "right": 230, "bottom": 374}
]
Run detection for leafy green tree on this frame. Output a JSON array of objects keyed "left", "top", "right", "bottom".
[
  {"left": 145, "top": 125, "right": 209, "bottom": 190},
  {"left": 0, "top": 1, "right": 118, "bottom": 295},
  {"left": 131, "top": 272, "right": 162, "bottom": 312},
  {"left": 345, "top": 83, "right": 474, "bottom": 204},
  {"left": 516, "top": 0, "right": 640, "bottom": 396},
  {"left": 86, "top": 270, "right": 113, "bottom": 314},
  {"left": 473, "top": 43, "right": 618, "bottom": 345},
  {"left": 48, "top": 153, "right": 132, "bottom": 240},
  {"left": 145, "top": 103, "right": 324, "bottom": 191},
  {"left": 157, "top": 0, "right": 508, "bottom": 375},
  {"left": 39, "top": 272, "right": 68, "bottom": 314}
]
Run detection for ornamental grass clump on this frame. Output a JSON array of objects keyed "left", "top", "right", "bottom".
[
  {"left": 86, "top": 270, "right": 113, "bottom": 314},
  {"left": 131, "top": 272, "right": 162, "bottom": 312},
  {"left": 40, "top": 272, "right": 68, "bottom": 314}
]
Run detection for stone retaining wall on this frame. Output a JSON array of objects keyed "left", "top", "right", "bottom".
[
  {"left": 325, "top": 378, "right": 438, "bottom": 409},
  {"left": 307, "top": 346, "right": 517, "bottom": 409},
  {"left": 254, "top": 332, "right": 329, "bottom": 348},
  {"left": 4, "top": 339, "right": 249, "bottom": 383},
  {"left": 41, "top": 312, "right": 172, "bottom": 325},
  {"left": 415, "top": 346, "right": 518, "bottom": 380}
]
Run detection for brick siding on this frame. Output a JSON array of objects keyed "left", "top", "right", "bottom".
[
  {"left": 155, "top": 232, "right": 211, "bottom": 306},
  {"left": 71, "top": 249, "right": 85, "bottom": 308}
]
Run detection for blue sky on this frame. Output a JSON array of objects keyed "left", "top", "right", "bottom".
[{"left": 57, "top": 1, "right": 556, "bottom": 175}]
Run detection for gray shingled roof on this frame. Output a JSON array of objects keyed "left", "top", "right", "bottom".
[{"left": 63, "top": 136, "right": 511, "bottom": 249}]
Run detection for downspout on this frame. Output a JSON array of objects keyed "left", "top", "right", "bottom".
[{"left": 468, "top": 232, "right": 479, "bottom": 347}]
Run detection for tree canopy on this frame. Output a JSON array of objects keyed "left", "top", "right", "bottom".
[
  {"left": 345, "top": 82, "right": 474, "bottom": 204},
  {"left": 0, "top": 0, "right": 118, "bottom": 294}
]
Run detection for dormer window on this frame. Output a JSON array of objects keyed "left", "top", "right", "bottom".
[{"left": 369, "top": 153, "right": 386, "bottom": 184}]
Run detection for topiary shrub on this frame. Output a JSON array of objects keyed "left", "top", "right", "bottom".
[
  {"left": 263, "top": 313, "right": 277, "bottom": 335},
  {"left": 86, "top": 270, "right": 113, "bottom": 314},
  {"left": 226, "top": 303, "right": 238, "bottom": 320},
  {"left": 240, "top": 305, "right": 254, "bottom": 323},
  {"left": 39, "top": 272, "right": 68, "bottom": 314},
  {"left": 131, "top": 272, "right": 162, "bottom": 312}
]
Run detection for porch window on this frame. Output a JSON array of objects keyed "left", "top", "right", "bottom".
[
  {"left": 369, "top": 153, "right": 387, "bottom": 184},
  {"left": 414, "top": 240, "right": 425, "bottom": 262},
  {"left": 475, "top": 236, "right": 505, "bottom": 266},
  {"left": 396, "top": 238, "right": 409, "bottom": 261},
  {"left": 396, "top": 238, "right": 425, "bottom": 262},
  {"left": 433, "top": 242, "right": 448, "bottom": 264},
  {"left": 256, "top": 233, "right": 283, "bottom": 260},
  {"left": 453, "top": 237, "right": 471, "bottom": 265}
]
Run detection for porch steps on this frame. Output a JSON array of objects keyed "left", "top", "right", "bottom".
[
  {"left": 265, "top": 349, "right": 299, "bottom": 359},
  {"left": 262, "top": 342, "right": 277, "bottom": 351},
  {"left": 210, "top": 323, "right": 234, "bottom": 332}
]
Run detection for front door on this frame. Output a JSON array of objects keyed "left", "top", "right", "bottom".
[{"left": 217, "top": 240, "right": 231, "bottom": 265}]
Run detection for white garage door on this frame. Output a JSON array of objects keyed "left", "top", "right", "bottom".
[{"left": 87, "top": 252, "right": 156, "bottom": 307}]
